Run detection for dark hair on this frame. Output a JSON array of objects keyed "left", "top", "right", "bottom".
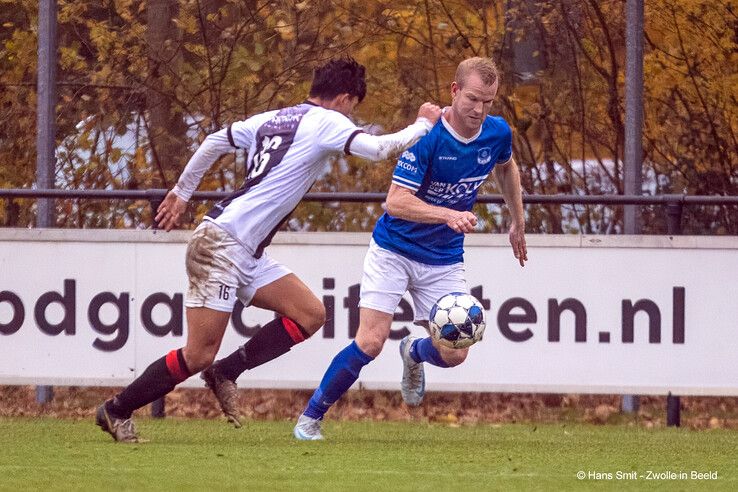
[{"left": 309, "top": 56, "right": 367, "bottom": 102}]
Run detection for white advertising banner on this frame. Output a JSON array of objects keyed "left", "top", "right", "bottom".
[{"left": 0, "top": 229, "right": 736, "bottom": 396}]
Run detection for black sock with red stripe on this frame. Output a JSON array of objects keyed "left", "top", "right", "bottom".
[
  {"left": 215, "top": 316, "right": 310, "bottom": 382},
  {"left": 106, "top": 348, "right": 191, "bottom": 419}
]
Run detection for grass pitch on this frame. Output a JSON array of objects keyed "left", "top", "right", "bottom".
[{"left": 0, "top": 418, "right": 735, "bottom": 491}]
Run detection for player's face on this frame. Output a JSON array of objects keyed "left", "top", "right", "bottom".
[{"left": 450, "top": 72, "right": 498, "bottom": 135}]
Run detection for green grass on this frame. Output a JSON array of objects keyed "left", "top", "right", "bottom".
[{"left": 0, "top": 418, "right": 735, "bottom": 491}]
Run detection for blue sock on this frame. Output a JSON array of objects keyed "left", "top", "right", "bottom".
[
  {"left": 409, "top": 337, "right": 449, "bottom": 368},
  {"left": 303, "top": 341, "right": 374, "bottom": 420}
]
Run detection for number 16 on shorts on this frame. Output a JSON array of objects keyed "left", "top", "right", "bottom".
[{"left": 218, "top": 285, "right": 231, "bottom": 300}]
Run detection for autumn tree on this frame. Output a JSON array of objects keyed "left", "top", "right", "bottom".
[{"left": 0, "top": 0, "right": 735, "bottom": 233}]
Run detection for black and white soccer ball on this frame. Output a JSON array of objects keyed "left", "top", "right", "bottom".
[{"left": 429, "top": 292, "right": 486, "bottom": 349}]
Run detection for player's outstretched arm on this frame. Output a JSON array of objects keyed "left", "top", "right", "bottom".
[
  {"left": 494, "top": 157, "right": 527, "bottom": 266},
  {"left": 348, "top": 103, "right": 442, "bottom": 162},
  {"left": 385, "top": 184, "right": 477, "bottom": 233}
]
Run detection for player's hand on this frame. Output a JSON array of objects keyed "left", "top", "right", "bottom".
[
  {"left": 509, "top": 222, "right": 527, "bottom": 267},
  {"left": 446, "top": 210, "right": 477, "bottom": 233},
  {"left": 417, "top": 102, "right": 442, "bottom": 125},
  {"left": 155, "top": 190, "right": 188, "bottom": 231}
]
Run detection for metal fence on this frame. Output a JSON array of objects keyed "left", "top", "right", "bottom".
[{"left": 3, "top": 189, "right": 738, "bottom": 234}]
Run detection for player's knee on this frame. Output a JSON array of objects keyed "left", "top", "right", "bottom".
[
  {"left": 299, "top": 301, "right": 326, "bottom": 335},
  {"left": 183, "top": 345, "right": 219, "bottom": 373},
  {"left": 440, "top": 346, "right": 469, "bottom": 367},
  {"left": 355, "top": 330, "right": 386, "bottom": 358}
]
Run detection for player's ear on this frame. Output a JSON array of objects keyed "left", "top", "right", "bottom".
[
  {"left": 330, "top": 93, "right": 348, "bottom": 108},
  {"left": 450, "top": 81, "right": 460, "bottom": 99},
  {"left": 337, "top": 93, "right": 359, "bottom": 115}
]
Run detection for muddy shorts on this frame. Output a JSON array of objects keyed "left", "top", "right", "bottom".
[{"left": 184, "top": 221, "right": 291, "bottom": 312}]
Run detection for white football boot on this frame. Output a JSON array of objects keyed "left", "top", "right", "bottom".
[
  {"left": 293, "top": 414, "right": 324, "bottom": 441},
  {"left": 399, "top": 335, "right": 426, "bottom": 406}
]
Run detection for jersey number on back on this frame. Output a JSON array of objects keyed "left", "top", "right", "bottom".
[{"left": 249, "top": 135, "right": 283, "bottom": 180}]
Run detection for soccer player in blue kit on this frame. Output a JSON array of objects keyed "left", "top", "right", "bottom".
[{"left": 294, "top": 57, "right": 527, "bottom": 440}]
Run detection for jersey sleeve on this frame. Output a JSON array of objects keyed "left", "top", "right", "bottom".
[
  {"left": 228, "top": 111, "right": 277, "bottom": 150},
  {"left": 496, "top": 120, "right": 513, "bottom": 164},
  {"left": 315, "top": 110, "right": 363, "bottom": 154},
  {"left": 391, "top": 129, "right": 434, "bottom": 193}
]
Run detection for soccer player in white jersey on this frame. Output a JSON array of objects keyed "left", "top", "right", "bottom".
[
  {"left": 293, "top": 57, "right": 527, "bottom": 440},
  {"left": 95, "top": 57, "right": 441, "bottom": 442}
]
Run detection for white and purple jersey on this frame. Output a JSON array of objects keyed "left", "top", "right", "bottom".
[
  {"left": 372, "top": 114, "right": 513, "bottom": 265},
  {"left": 204, "top": 102, "right": 362, "bottom": 257}
]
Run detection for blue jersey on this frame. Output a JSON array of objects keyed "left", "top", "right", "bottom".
[{"left": 372, "top": 114, "right": 512, "bottom": 265}]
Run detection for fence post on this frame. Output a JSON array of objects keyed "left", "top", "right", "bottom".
[
  {"left": 666, "top": 201, "right": 683, "bottom": 236},
  {"left": 35, "top": 385, "right": 54, "bottom": 405},
  {"left": 666, "top": 198, "right": 683, "bottom": 427},
  {"left": 622, "top": 394, "right": 640, "bottom": 414},
  {"left": 147, "top": 190, "right": 165, "bottom": 229},
  {"left": 666, "top": 393, "right": 681, "bottom": 427},
  {"left": 147, "top": 191, "right": 168, "bottom": 417},
  {"left": 621, "top": 0, "right": 645, "bottom": 417},
  {"left": 35, "top": 0, "right": 58, "bottom": 406}
]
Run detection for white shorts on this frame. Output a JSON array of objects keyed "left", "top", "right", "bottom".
[
  {"left": 359, "top": 240, "right": 467, "bottom": 322},
  {"left": 185, "top": 221, "right": 291, "bottom": 312}
]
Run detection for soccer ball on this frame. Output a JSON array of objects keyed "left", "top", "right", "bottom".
[{"left": 429, "top": 292, "right": 486, "bottom": 349}]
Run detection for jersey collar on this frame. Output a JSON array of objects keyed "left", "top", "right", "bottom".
[{"left": 441, "top": 112, "right": 483, "bottom": 144}]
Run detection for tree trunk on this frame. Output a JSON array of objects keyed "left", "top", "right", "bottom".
[{"left": 146, "top": 0, "right": 187, "bottom": 188}]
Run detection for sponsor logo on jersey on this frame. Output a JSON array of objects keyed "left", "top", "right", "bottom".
[
  {"left": 477, "top": 147, "right": 492, "bottom": 165},
  {"left": 439, "top": 156, "right": 458, "bottom": 161},
  {"left": 401, "top": 150, "right": 416, "bottom": 162},
  {"left": 426, "top": 178, "right": 485, "bottom": 205},
  {"left": 265, "top": 107, "right": 308, "bottom": 131},
  {"left": 397, "top": 160, "right": 418, "bottom": 174}
]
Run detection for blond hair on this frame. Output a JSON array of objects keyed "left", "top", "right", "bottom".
[{"left": 455, "top": 57, "right": 499, "bottom": 88}]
